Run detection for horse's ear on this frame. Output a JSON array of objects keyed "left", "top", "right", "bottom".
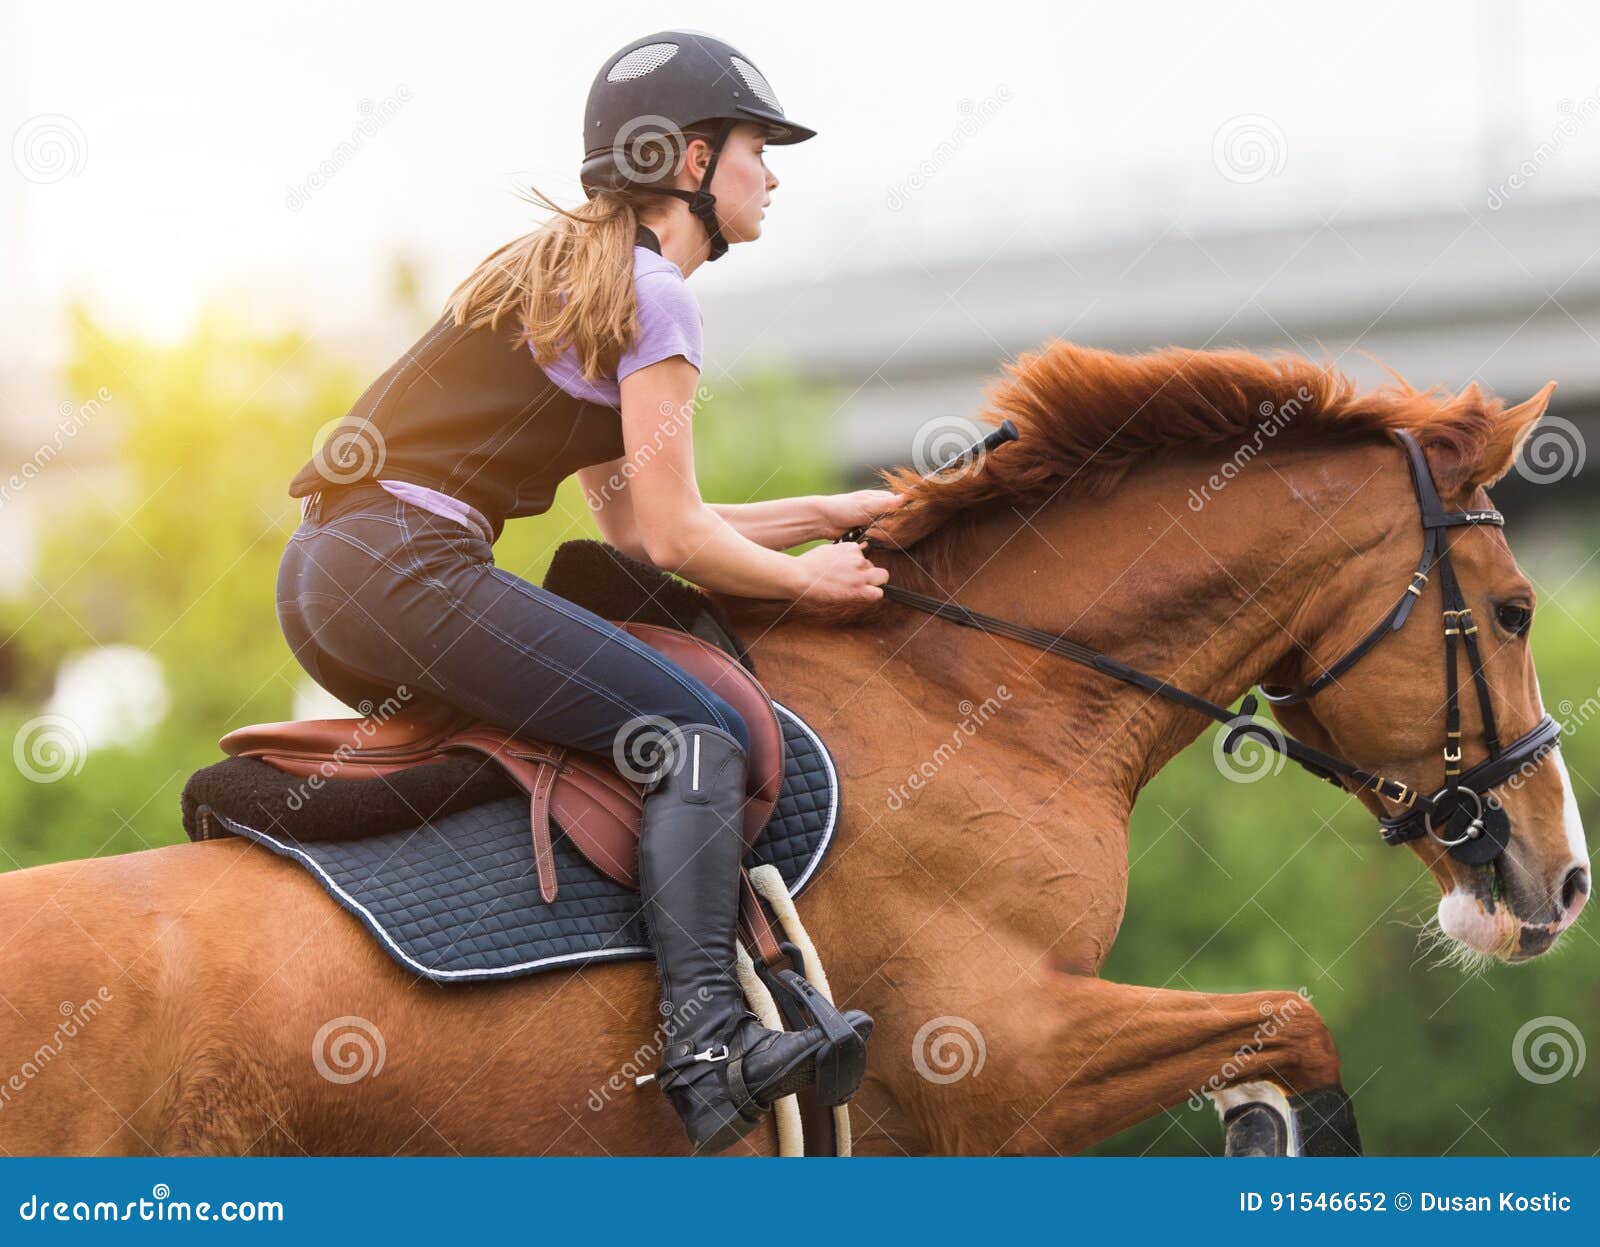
[{"left": 1471, "top": 381, "right": 1556, "bottom": 488}]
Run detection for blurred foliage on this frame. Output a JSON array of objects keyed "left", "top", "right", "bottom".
[{"left": 2, "top": 307, "right": 1596, "bottom": 1155}]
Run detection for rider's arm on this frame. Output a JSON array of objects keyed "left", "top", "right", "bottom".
[
  {"left": 706, "top": 497, "right": 833, "bottom": 550},
  {"left": 619, "top": 356, "right": 805, "bottom": 599},
  {"left": 579, "top": 460, "right": 832, "bottom": 557},
  {"left": 575, "top": 459, "right": 651, "bottom": 563}
]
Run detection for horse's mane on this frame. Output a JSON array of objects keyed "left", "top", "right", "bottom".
[
  {"left": 723, "top": 340, "right": 1532, "bottom": 628},
  {"left": 871, "top": 340, "right": 1510, "bottom": 576}
]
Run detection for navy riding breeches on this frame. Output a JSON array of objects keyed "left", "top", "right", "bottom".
[{"left": 274, "top": 486, "right": 751, "bottom": 761}]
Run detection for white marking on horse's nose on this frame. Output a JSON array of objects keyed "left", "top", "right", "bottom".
[
  {"left": 1546, "top": 752, "right": 1589, "bottom": 926},
  {"left": 1550, "top": 751, "right": 1589, "bottom": 863}
]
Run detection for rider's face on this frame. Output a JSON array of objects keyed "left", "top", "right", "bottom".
[{"left": 701, "top": 123, "right": 777, "bottom": 245}]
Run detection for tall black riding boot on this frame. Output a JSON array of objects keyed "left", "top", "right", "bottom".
[{"left": 638, "top": 722, "right": 872, "bottom": 1153}]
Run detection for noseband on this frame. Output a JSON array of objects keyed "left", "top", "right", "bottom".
[{"left": 863, "top": 428, "right": 1561, "bottom": 867}]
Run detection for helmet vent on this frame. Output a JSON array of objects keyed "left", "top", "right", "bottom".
[
  {"left": 728, "top": 55, "right": 781, "bottom": 111},
  {"left": 607, "top": 42, "right": 680, "bottom": 82}
]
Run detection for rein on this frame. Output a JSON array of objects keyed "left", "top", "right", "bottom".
[{"left": 846, "top": 427, "right": 1561, "bottom": 867}]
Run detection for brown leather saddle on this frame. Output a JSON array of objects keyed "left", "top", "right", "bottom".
[{"left": 220, "top": 622, "right": 794, "bottom": 962}]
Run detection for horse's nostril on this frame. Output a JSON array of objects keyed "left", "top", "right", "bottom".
[{"left": 1561, "top": 866, "right": 1590, "bottom": 914}]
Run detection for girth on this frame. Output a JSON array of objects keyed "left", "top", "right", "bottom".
[{"left": 865, "top": 428, "right": 1563, "bottom": 867}]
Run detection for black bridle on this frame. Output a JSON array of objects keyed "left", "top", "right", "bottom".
[{"left": 847, "top": 425, "right": 1562, "bottom": 867}]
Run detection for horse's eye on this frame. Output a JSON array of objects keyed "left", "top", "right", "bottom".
[{"left": 1495, "top": 602, "right": 1532, "bottom": 636}]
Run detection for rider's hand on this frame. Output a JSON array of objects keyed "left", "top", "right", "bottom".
[
  {"left": 791, "top": 541, "right": 890, "bottom": 604},
  {"left": 815, "top": 489, "right": 906, "bottom": 539}
]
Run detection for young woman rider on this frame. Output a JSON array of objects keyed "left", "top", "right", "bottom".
[{"left": 274, "top": 30, "right": 896, "bottom": 1151}]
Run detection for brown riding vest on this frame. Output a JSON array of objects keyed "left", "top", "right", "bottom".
[{"left": 287, "top": 315, "right": 624, "bottom": 542}]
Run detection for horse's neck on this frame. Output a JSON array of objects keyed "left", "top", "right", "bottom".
[{"left": 868, "top": 445, "right": 1393, "bottom": 808}]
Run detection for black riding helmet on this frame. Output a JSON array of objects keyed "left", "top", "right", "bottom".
[{"left": 579, "top": 30, "right": 816, "bottom": 261}]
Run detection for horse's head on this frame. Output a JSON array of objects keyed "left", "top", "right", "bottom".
[
  {"left": 1265, "top": 392, "right": 1588, "bottom": 964},
  {"left": 855, "top": 340, "right": 1587, "bottom": 965}
]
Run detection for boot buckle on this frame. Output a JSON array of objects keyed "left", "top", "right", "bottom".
[{"left": 691, "top": 1043, "right": 730, "bottom": 1064}]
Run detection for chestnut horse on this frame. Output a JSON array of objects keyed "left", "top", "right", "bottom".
[{"left": 0, "top": 343, "right": 1586, "bottom": 1156}]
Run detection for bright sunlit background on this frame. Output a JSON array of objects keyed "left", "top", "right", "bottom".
[
  {"left": 7, "top": 3, "right": 1600, "bottom": 349},
  {"left": 2, "top": 0, "right": 1598, "bottom": 1156}
]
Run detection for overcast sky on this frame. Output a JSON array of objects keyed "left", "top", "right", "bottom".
[{"left": 5, "top": 0, "right": 1600, "bottom": 362}]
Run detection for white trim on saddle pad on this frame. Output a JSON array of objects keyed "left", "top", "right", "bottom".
[
  {"left": 210, "top": 806, "right": 646, "bottom": 981},
  {"left": 211, "top": 699, "right": 840, "bottom": 984},
  {"left": 772, "top": 700, "right": 840, "bottom": 896}
]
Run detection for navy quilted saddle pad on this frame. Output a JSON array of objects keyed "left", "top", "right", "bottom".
[{"left": 193, "top": 702, "right": 839, "bottom": 983}]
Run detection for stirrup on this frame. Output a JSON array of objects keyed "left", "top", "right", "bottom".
[
  {"left": 719, "top": 1012, "right": 864, "bottom": 1120},
  {"left": 755, "top": 965, "right": 871, "bottom": 1107}
]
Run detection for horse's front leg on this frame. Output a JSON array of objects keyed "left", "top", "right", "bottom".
[{"left": 865, "top": 969, "right": 1361, "bottom": 1156}]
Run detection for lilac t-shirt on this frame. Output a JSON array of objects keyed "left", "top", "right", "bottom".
[
  {"left": 345, "top": 246, "right": 698, "bottom": 543},
  {"left": 539, "top": 245, "right": 704, "bottom": 406}
]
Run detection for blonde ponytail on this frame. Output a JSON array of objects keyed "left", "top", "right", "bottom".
[{"left": 447, "top": 181, "right": 667, "bottom": 380}]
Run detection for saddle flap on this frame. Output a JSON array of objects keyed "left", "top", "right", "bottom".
[
  {"left": 618, "top": 622, "right": 784, "bottom": 842},
  {"left": 547, "top": 762, "right": 645, "bottom": 889}
]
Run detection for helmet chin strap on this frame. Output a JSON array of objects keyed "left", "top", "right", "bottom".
[{"left": 657, "top": 118, "right": 737, "bottom": 261}]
